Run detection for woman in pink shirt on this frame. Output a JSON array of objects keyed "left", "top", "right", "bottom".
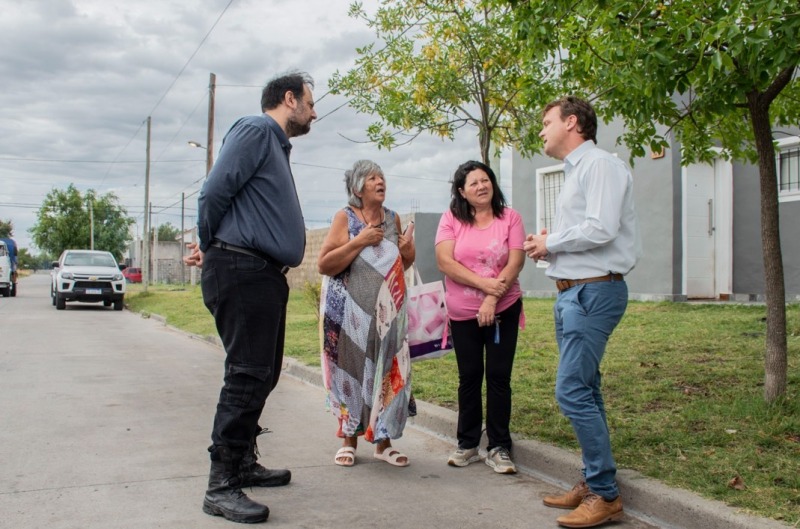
[{"left": 435, "top": 160, "right": 526, "bottom": 474}]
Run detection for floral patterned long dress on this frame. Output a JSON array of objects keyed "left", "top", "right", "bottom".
[{"left": 320, "top": 206, "right": 411, "bottom": 442}]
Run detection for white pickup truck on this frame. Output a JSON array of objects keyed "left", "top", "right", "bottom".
[{"left": 51, "top": 249, "right": 126, "bottom": 310}]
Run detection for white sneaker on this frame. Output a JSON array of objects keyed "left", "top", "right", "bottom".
[
  {"left": 447, "top": 447, "right": 482, "bottom": 467},
  {"left": 485, "top": 447, "right": 517, "bottom": 474}
]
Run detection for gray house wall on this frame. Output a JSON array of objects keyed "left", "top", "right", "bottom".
[
  {"left": 411, "top": 212, "right": 446, "bottom": 284},
  {"left": 731, "top": 153, "right": 800, "bottom": 301}
]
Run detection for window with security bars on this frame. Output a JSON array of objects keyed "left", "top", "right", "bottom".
[
  {"left": 535, "top": 165, "right": 566, "bottom": 267},
  {"left": 537, "top": 166, "right": 565, "bottom": 232},
  {"left": 779, "top": 143, "right": 800, "bottom": 196},
  {"left": 776, "top": 137, "right": 800, "bottom": 202}
]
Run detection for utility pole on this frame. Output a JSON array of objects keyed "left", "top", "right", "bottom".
[
  {"left": 143, "top": 116, "right": 151, "bottom": 293},
  {"left": 153, "top": 209, "right": 158, "bottom": 284},
  {"left": 190, "top": 72, "right": 216, "bottom": 286},
  {"left": 180, "top": 192, "right": 185, "bottom": 285},
  {"left": 206, "top": 72, "right": 216, "bottom": 176},
  {"left": 88, "top": 199, "right": 94, "bottom": 250}
]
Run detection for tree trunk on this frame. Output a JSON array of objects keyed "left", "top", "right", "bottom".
[
  {"left": 479, "top": 125, "right": 491, "bottom": 166},
  {"left": 747, "top": 91, "right": 787, "bottom": 402}
]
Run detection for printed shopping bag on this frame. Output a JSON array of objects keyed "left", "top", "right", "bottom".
[{"left": 406, "top": 267, "right": 453, "bottom": 361}]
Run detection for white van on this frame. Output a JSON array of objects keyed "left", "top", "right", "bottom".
[{"left": 0, "top": 241, "right": 13, "bottom": 297}]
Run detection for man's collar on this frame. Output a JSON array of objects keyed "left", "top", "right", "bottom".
[
  {"left": 564, "top": 140, "right": 595, "bottom": 172},
  {"left": 263, "top": 113, "right": 292, "bottom": 153}
]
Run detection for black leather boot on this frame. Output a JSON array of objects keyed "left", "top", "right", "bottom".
[
  {"left": 203, "top": 446, "right": 270, "bottom": 523},
  {"left": 239, "top": 426, "right": 291, "bottom": 488}
]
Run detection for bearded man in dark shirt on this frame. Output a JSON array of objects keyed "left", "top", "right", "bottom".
[{"left": 184, "top": 71, "right": 316, "bottom": 524}]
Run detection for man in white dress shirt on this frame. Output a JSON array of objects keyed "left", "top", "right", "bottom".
[{"left": 524, "top": 96, "right": 641, "bottom": 529}]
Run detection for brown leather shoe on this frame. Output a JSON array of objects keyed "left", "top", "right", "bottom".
[
  {"left": 543, "top": 480, "right": 589, "bottom": 509},
  {"left": 556, "top": 493, "right": 623, "bottom": 528}
]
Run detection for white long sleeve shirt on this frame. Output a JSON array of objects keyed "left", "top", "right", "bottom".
[{"left": 545, "top": 140, "right": 642, "bottom": 280}]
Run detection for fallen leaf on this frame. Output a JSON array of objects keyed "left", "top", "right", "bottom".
[{"left": 727, "top": 475, "right": 747, "bottom": 490}]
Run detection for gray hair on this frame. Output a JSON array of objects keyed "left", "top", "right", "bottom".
[{"left": 344, "top": 159, "right": 384, "bottom": 208}]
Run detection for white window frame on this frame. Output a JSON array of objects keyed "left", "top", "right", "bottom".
[
  {"left": 535, "top": 163, "right": 566, "bottom": 268},
  {"left": 776, "top": 136, "right": 800, "bottom": 203}
]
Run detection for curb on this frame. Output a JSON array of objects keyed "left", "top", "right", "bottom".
[{"left": 140, "top": 312, "right": 791, "bottom": 529}]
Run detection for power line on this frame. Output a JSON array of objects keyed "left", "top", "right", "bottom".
[
  {"left": 144, "top": 1, "right": 234, "bottom": 118},
  {"left": 95, "top": 1, "right": 234, "bottom": 190},
  {"left": 0, "top": 158, "right": 202, "bottom": 164}
]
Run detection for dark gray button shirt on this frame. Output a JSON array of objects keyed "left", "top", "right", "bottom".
[{"left": 197, "top": 114, "right": 306, "bottom": 267}]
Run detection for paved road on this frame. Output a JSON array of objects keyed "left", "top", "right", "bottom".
[{"left": 0, "top": 273, "right": 661, "bottom": 529}]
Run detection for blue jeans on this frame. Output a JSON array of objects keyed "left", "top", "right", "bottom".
[
  {"left": 201, "top": 246, "right": 289, "bottom": 452},
  {"left": 554, "top": 280, "right": 628, "bottom": 500}
]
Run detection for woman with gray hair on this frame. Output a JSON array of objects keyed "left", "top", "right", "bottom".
[{"left": 318, "top": 159, "right": 415, "bottom": 467}]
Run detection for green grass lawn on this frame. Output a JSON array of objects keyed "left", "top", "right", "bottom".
[{"left": 125, "top": 284, "right": 800, "bottom": 525}]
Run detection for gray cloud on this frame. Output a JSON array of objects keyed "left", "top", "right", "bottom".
[{"left": 0, "top": 0, "right": 509, "bottom": 251}]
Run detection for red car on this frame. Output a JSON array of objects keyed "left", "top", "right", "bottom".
[{"left": 122, "top": 267, "right": 142, "bottom": 283}]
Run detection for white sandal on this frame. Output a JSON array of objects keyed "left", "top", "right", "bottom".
[
  {"left": 334, "top": 446, "right": 356, "bottom": 467},
  {"left": 373, "top": 448, "right": 409, "bottom": 467}
]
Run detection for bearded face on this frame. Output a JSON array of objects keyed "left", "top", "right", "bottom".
[{"left": 285, "top": 87, "right": 316, "bottom": 138}]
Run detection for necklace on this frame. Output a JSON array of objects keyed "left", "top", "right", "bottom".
[{"left": 358, "top": 207, "right": 384, "bottom": 227}]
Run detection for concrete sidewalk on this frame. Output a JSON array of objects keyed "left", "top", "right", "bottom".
[
  {"left": 282, "top": 356, "right": 791, "bottom": 529},
  {"left": 0, "top": 274, "right": 789, "bottom": 528}
]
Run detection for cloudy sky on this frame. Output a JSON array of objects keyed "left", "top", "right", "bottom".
[{"left": 0, "top": 0, "right": 511, "bottom": 252}]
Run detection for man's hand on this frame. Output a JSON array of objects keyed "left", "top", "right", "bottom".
[
  {"left": 524, "top": 229, "right": 549, "bottom": 261},
  {"left": 183, "top": 242, "right": 204, "bottom": 267}
]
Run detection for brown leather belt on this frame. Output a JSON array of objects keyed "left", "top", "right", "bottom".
[
  {"left": 555, "top": 273, "right": 624, "bottom": 292},
  {"left": 209, "top": 240, "right": 289, "bottom": 275}
]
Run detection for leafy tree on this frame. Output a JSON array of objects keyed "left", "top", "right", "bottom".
[
  {"left": 37, "top": 252, "right": 56, "bottom": 270},
  {"left": 16, "top": 248, "right": 35, "bottom": 269},
  {"left": 508, "top": 0, "right": 800, "bottom": 401},
  {"left": 0, "top": 219, "right": 13, "bottom": 238},
  {"left": 329, "top": 0, "right": 552, "bottom": 165},
  {"left": 30, "top": 184, "right": 133, "bottom": 260},
  {"left": 156, "top": 222, "right": 181, "bottom": 242}
]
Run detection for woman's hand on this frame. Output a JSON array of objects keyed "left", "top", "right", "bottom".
[
  {"left": 397, "top": 232, "right": 413, "bottom": 255},
  {"left": 356, "top": 225, "right": 385, "bottom": 247},
  {"left": 476, "top": 296, "right": 498, "bottom": 327},
  {"left": 397, "top": 231, "right": 415, "bottom": 269},
  {"left": 479, "top": 277, "right": 508, "bottom": 298}
]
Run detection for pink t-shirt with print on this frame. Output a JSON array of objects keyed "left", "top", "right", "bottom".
[{"left": 435, "top": 207, "right": 525, "bottom": 321}]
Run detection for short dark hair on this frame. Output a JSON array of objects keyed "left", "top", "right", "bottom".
[
  {"left": 261, "top": 71, "right": 314, "bottom": 111},
  {"left": 449, "top": 160, "right": 507, "bottom": 224},
  {"left": 543, "top": 96, "right": 597, "bottom": 143}
]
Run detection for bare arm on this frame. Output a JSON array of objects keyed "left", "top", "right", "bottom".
[{"left": 396, "top": 216, "right": 415, "bottom": 270}]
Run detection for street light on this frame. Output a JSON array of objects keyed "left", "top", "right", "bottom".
[{"left": 185, "top": 139, "right": 212, "bottom": 287}]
